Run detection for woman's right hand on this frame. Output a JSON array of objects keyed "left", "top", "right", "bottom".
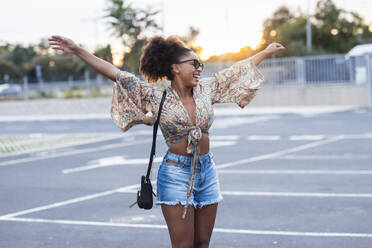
[{"left": 48, "top": 35, "right": 79, "bottom": 54}]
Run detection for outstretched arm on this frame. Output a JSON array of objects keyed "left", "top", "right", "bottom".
[
  {"left": 250, "top": 43, "right": 285, "bottom": 67},
  {"left": 48, "top": 35, "right": 117, "bottom": 82}
]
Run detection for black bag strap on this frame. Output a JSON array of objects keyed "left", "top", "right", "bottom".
[{"left": 145, "top": 90, "right": 167, "bottom": 181}]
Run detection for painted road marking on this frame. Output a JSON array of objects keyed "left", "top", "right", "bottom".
[
  {"left": 216, "top": 135, "right": 345, "bottom": 169},
  {"left": 211, "top": 135, "right": 240, "bottom": 140},
  {"left": 220, "top": 191, "right": 372, "bottom": 198},
  {"left": 247, "top": 135, "right": 280, "bottom": 141},
  {"left": 1, "top": 217, "right": 372, "bottom": 238},
  {"left": 117, "top": 188, "right": 372, "bottom": 198},
  {"left": 289, "top": 135, "right": 325, "bottom": 141},
  {"left": 212, "top": 115, "right": 280, "bottom": 129},
  {"left": 210, "top": 141, "right": 236, "bottom": 148},
  {"left": 218, "top": 169, "right": 372, "bottom": 175},
  {"left": 0, "top": 138, "right": 152, "bottom": 167},
  {"left": 62, "top": 136, "right": 239, "bottom": 174},
  {"left": 274, "top": 154, "right": 371, "bottom": 160},
  {"left": 0, "top": 184, "right": 139, "bottom": 219},
  {"left": 62, "top": 157, "right": 164, "bottom": 174},
  {"left": 0, "top": 133, "right": 121, "bottom": 157}
]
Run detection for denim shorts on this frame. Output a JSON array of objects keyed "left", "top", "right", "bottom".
[{"left": 156, "top": 150, "right": 223, "bottom": 207}]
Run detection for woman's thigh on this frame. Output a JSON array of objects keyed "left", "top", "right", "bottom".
[
  {"left": 194, "top": 203, "right": 218, "bottom": 248},
  {"left": 162, "top": 204, "right": 195, "bottom": 248}
]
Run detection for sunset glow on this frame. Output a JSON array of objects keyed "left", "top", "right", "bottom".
[{"left": 196, "top": 31, "right": 263, "bottom": 60}]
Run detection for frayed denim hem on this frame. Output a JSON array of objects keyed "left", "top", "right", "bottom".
[
  {"left": 195, "top": 195, "right": 223, "bottom": 208},
  {"left": 155, "top": 200, "right": 197, "bottom": 208},
  {"left": 155, "top": 196, "right": 223, "bottom": 209}
]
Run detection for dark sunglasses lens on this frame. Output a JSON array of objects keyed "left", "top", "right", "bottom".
[{"left": 193, "top": 60, "right": 203, "bottom": 70}]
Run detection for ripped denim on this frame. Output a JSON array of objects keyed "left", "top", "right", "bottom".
[{"left": 156, "top": 150, "right": 223, "bottom": 210}]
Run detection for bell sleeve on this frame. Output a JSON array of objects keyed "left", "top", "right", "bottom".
[
  {"left": 110, "top": 70, "right": 156, "bottom": 132},
  {"left": 209, "top": 58, "right": 264, "bottom": 108}
]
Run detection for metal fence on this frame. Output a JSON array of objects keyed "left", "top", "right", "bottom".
[
  {"left": 203, "top": 54, "right": 372, "bottom": 86},
  {"left": 1, "top": 54, "right": 372, "bottom": 106}
]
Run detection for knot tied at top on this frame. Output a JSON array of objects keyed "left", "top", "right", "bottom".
[{"left": 186, "top": 126, "right": 203, "bottom": 154}]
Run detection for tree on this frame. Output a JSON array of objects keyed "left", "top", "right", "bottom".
[
  {"left": 259, "top": 6, "right": 296, "bottom": 53},
  {"left": 179, "top": 27, "right": 203, "bottom": 59},
  {"left": 94, "top": 45, "right": 113, "bottom": 64},
  {"left": 312, "top": 0, "right": 371, "bottom": 54},
  {"left": 0, "top": 60, "right": 21, "bottom": 80},
  {"left": 105, "top": 0, "right": 161, "bottom": 73},
  {"left": 256, "top": 0, "right": 372, "bottom": 57}
]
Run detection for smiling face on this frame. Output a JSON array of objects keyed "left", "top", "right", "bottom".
[{"left": 171, "top": 51, "right": 203, "bottom": 87}]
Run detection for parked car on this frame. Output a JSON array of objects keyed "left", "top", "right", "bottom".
[
  {"left": 0, "top": 84, "right": 22, "bottom": 97},
  {"left": 345, "top": 44, "right": 372, "bottom": 84},
  {"left": 345, "top": 43, "right": 372, "bottom": 59}
]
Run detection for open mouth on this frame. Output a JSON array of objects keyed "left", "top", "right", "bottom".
[{"left": 193, "top": 74, "right": 200, "bottom": 81}]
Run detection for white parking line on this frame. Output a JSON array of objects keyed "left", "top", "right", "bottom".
[
  {"left": 210, "top": 141, "right": 236, "bottom": 148},
  {"left": 117, "top": 189, "right": 372, "bottom": 198},
  {"left": 0, "top": 184, "right": 140, "bottom": 219},
  {"left": 1, "top": 217, "right": 372, "bottom": 238},
  {"left": 62, "top": 157, "right": 163, "bottom": 174},
  {"left": 247, "top": 135, "right": 280, "bottom": 141},
  {"left": 0, "top": 133, "right": 121, "bottom": 158},
  {"left": 220, "top": 191, "right": 372, "bottom": 198},
  {"left": 212, "top": 115, "right": 280, "bottom": 129},
  {"left": 0, "top": 138, "right": 152, "bottom": 167},
  {"left": 218, "top": 169, "right": 372, "bottom": 175},
  {"left": 211, "top": 135, "right": 239, "bottom": 140},
  {"left": 289, "top": 135, "right": 325, "bottom": 141},
  {"left": 216, "top": 135, "right": 344, "bottom": 169},
  {"left": 275, "top": 154, "right": 371, "bottom": 160}
]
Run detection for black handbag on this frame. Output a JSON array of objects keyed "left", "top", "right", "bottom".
[{"left": 130, "top": 90, "right": 167, "bottom": 210}]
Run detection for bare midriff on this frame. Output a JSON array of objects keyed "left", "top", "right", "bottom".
[{"left": 168, "top": 133, "right": 210, "bottom": 157}]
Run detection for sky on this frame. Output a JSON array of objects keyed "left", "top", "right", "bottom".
[{"left": 1, "top": 0, "right": 371, "bottom": 62}]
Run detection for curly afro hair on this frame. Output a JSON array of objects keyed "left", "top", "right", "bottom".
[{"left": 140, "top": 36, "right": 192, "bottom": 83}]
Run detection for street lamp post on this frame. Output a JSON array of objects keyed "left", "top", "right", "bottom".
[{"left": 307, "top": 0, "right": 312, "bottom": 53}]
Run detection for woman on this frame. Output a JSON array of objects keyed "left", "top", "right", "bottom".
[{"left": 49, "top": 35, "right": 284, "bottom": 248}]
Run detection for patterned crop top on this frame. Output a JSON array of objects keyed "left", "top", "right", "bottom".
[{"left": 110, "top": 58, "right": 264, "bottom": 217}]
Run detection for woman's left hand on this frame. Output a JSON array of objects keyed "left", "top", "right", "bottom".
[{"left": 264, "top": 43, "right": 286, "bottom": 55}]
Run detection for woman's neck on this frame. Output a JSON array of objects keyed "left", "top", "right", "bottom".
[{"left": 171, "top": 80, "right": 193, "bottom": 98}]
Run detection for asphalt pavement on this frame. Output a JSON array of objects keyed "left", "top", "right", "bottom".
[{"left": 1, "top": 107, "right": 372, "bottom": 247}]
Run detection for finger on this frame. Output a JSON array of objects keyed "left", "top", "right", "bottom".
[
  {"left": 51, "top": 35, "right": 62, "bottom": 40},
  {"left": 52, "top": 47, "right": 63, "bottom": 51},
  {"left": 48, "top": 38, "right": 60, "bottom": 43},
  {"left": 51, "top": 35, "right": 65, "bottom": 42},
  {"left": 49, "top": 42, "right": 60, "bottom": 46}
]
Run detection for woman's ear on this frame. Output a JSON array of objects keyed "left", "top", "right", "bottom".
[{"left": 171, "top": 64, "right": 180, "bottom": 74}]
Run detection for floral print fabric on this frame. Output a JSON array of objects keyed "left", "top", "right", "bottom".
[
  {"left": 111, "top": 57, "right": 264, "bottom": 144},
  {"left": 110, "top": 57, "right": 264, "bottom": 217}
]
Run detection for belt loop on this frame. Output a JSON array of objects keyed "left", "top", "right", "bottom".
[
  {"left": 177, "top": 157, "right": 183, "bottom": 168},
  {"left": 199, "top": 159, "right": 203, "bottom": 187}
]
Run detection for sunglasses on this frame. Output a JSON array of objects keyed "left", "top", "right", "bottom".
[{"left": 175, "top": 59, "right": 204, "bottom": 70}]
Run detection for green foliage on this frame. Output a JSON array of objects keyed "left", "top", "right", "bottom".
[
  {"left": 179, "top": 27, "right": 203, "bottom": 57},
  {"left": 122, "top": 39, "right": 146, "bottom": 73},
  {"left": 0, "top": 60, "right": 21, "bottom": 79},
  {"left": 62, "top": 89, "right": 84, "bottom": 99},
  {"left": 94, "top": 45, "right": 113, "bottom": 64},
  {"left": 105, "top": 0, "right": 161, "bottom": 73},
  {"left": 312, "top": 0, "right": 367, "bottom": 54},
  {"left": 258, "top": 0, "right": 372, "bottom": 57},
  {"left": 260, "top": 6, "right": 296, "bottom": 52},
  {"left": 9, "top": 45, "right": 37, "bottom": 69},
  {"left": 38, "top": 90, "right": 56, "bottom": 98}
]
